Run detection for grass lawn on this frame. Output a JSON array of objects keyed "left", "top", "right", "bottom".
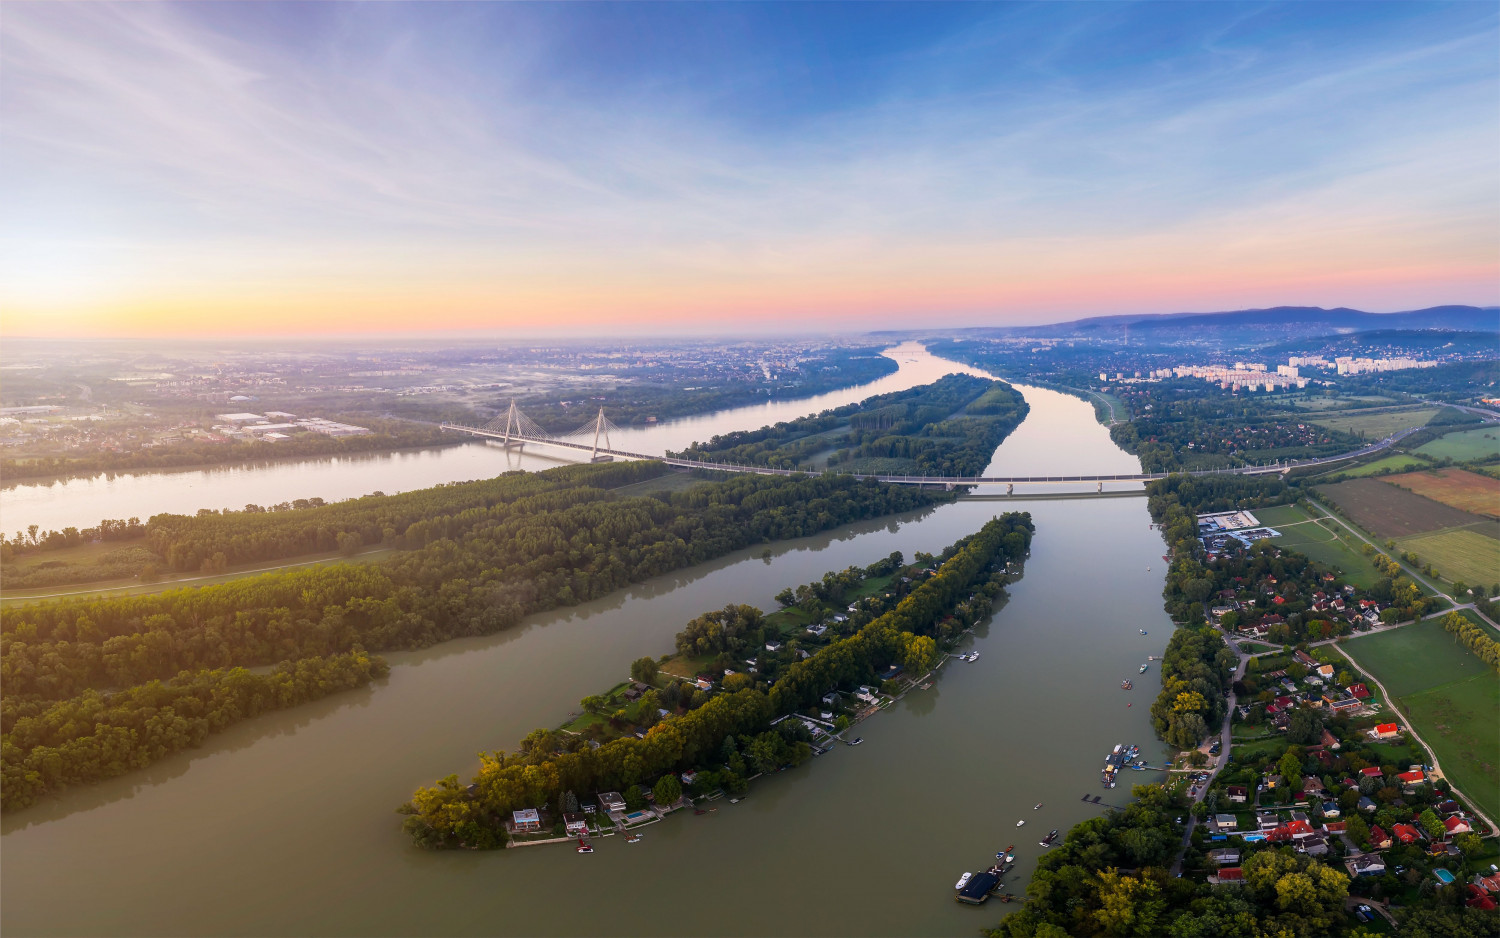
[
  {"left": 1415, "top": 427, "right": 1500, "bottom": 463},
  {"left": 1396, "top": 527, "right": 1500, "bottom": 592},
  {"left": 1400, "top": 677, "right": 1499, "bottom": 821},
  {"left": 659, "top": 652, "right": 715, "bottom": 681},
  {"left": 1252, "top": 504, "right": 1382, "bottom": 589},
  {"left": 1309, "top": 408, "right": 1439, "bottom": 439},
  {"left": 1345, "top": 620, "right": 1500, "bottom": 822}
]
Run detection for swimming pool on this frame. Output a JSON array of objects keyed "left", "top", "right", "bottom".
[{"left": 1434, "top": 869, "right": 1456, "bottom": 885}]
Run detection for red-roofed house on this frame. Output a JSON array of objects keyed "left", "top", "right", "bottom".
[
  {"left": 1323, "top": 821, "right": 1347, "bottom": 834},
  {"left": 1373, "top": 723, "right": 1400, "bottom": 739},
  {"left": 1444, "top": 816, "right": 1473, "bottom": 837},
  {"left": 1397, "top": 769, "right": 1426, "bottom": 786},
  {"left": 1474, "top": 872, "right": 1500, "bottom": 894},
  {"left": 1269, "top": 819, "right": 1317, "bottom": 842},
  {"left": 1303, "top": 776, "right": 1326, "bottom": 795},
  {"left": 1320, "top": 729, "right": 1341, "bottom": 750},
  {"left": 1467, "top": 886, "right": 1496, "bottom": 911},
  {"left": 1392, "top": 823, "right": 1423, "bottom": 845},
  {"left": 1359, "top": 766, "right": 1384, "bottom": 778},
  {"left": 1369, "top": 825, "right": 1392, "bottom": 849},
  {"left": 1210, "top": 867, "right": 1243, "bottom": 885},
  {"left": 1349, "top": 683, "right": 1371, "bottom": 699}
]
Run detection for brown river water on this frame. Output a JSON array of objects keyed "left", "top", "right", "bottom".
[{"left": 1, "top": 347, "right": 1172, "bottom": 936}]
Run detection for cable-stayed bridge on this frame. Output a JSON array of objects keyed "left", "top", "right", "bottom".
[{"left": 440, "top": 402, "right": 1423, "bottom": 492}]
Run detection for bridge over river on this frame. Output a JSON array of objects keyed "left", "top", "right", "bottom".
[{"left": 441, "top": 402, "right": 1425, "bottom": 493}]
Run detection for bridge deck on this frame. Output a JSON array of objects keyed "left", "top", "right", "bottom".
[{"left": 439, "top": 422, "right": 1421, "bottom": 486}]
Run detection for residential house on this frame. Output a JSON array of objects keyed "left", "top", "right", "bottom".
[
  {"left": 1317, "top": 664, "right": 1335, "bottom": 680},
  {"left": 1322, "top": 802, "right": 1341, "bottom": 818},
  {"left": 680, "top": 771, "right": 698, "bottom": 786},
  {"left": 1302, "top": 776, "right": 1326, "bottom": 796},
  {"left": 1467, "top": 886, "right": 1497, "bottom": 911},
  {"left": 1472, "top": 872, "right": 1500, "bottom": 895},
  {"left": 821, "top": 691, "right": 839, "bottom": 706},
  {"left": 1208, "top": 847, "right": 1241, "bottom": 866},
  {"left": 1295, "top": 650, "right": 1319, "bottom": 668},
  {"left": 1302, "top": 832, "right": 1331, "bottom": 856},
  {"left": 1320, "top": 729, "right": 1341, "bottom": 750},
  {"left": 806, "top": 624, "right": 827, "bottom": 637},
  {"left": 1359, "top": 766, "right": 1384, "bottom": 779},
  {"left": 623, "top": 686, "right": 643, "bottom": 702},
  {"left": 1323, "top": 820, "right": 1347, "bottom": 834},
  {"left": 511, "top": 808, "right": 542, "bottom": 832},
  {"left": 1226, "top": 785, "right": 1248, "bottom": 803},
  {"left": 765, "top": 641, "right": 783, "bottom": 653},
  {"left": 1349, "top": 683, "right": 1372, "bottom": 700},
  {"left": 563, "top": 813, "right": 588, "bottom": 835},
  {"left": 1350, "top": 855, "right": 1387, "bottom": 877},
  {"left": 1327, "top": 696, "right": 1360, "bottom": 713},
  {"left": 1213, "top": 814, "right": 1238, "bottom": 832},
  {"left": 1258, "top": 811, "right": 1283, "bottom": 831},
  {"left": 1372, "top": 722, "right": 1400, "bottom": 739},
  {"left": 597, "top": 791, "right": 627, "bottom": 813},
  {"left": 1444, "top": 816, "right": 1473, "bottom": 838},
  {"left": 1358, "top": 796, "right": 1378, "bottom": 813},
  {"left": 1397, "top": 769, "right": 1426, "bottom": 787},
  {"left": 1368, "top": 825, "right": 1393, "bottom": 849},
  {"left": 1392, "top": 823, "right": 1423, "bottom": 845},
  {"left": 1209, "top": 867, "right": 1244, "bottom": 886},
  {"left": 694, "top": 675, "right": 714, "bottom": 691}
]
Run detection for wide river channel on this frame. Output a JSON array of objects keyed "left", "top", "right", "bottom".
[{"left": 1, "top": 344, "right": 1173, "bottom": 936}]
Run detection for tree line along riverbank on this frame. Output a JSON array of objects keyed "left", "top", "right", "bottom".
[
  {"left": 398, "top": 513, "right": 1033, "bottom": 849},
  {"left": 0, "top": 461, "right": 960, "bottom": 812}
]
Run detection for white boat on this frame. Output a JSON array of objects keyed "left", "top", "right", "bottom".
[
  {"left": 1034, "top": 803, "right": 1043, "bottom": 810},
  {"left": 577, "top": 843, "right": 594, "bottom": 854},
  {"left": 1139, "top": 664, "right": 1148, "bottom": 674},
  {"left": 626, "top": 835, "right": 642, "bottom": 843},
  {"left": 969, "top": 652, "right": 980, "bottom": 661},
  {"left": 955, "top": 872, "right": 973, "bottom": 890},
  {"left": 1016, "top": 820, "right": 1025, "bottom": 827},
  {"left": 1139, "top": 629, "right": 1147, "bottom": 635}
]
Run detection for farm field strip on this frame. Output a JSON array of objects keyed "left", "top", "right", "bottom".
[
  {"left": 1384, "top": 467, "right": 1500, "bottom": 519},
  {"left": 1251, "top": 503, "right": 1383, "bottom": 589},
  {"left": 1307, "top": 407, "right": 1439, "bottom": 438},
  {"left": 1396, "top": 528, "right": 1500, "bottom": 592},
  {"left": 1315, "top": 477, "right": 1489, "bottom": 539}
]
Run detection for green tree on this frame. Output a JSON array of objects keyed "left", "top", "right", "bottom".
[
  {"left": 630, "top": 657, "right": 659, "bottom": 684},
  {"left": 1417, "top": 808, "right": 1445, "bottom": 842},
  {"left": 652, "top": 774, "right": 682, "bottom": 807}
]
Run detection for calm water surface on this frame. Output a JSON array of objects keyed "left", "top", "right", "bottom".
[
  {"left": 0, "top": 342, "right": 980, "bottom": 534},
  {"left": 0, "top": 360, "right": 1173, "bottom": 937}
]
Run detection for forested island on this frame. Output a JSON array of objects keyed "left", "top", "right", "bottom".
[
  {"left": 671, "top": 373, "right": 1028, "bottom": 476},
  {"left": 1, "top": 461, "right": 958, "bottom": 810},
  {"left": 398, "top": 512, "right": 1034, "bottom": 849}
]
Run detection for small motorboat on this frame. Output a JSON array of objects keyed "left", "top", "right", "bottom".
[
  {"left": 1015, "top": 820, "right": 1025, "bottom": 827},
  {"left": 1034, "top": 803, "right": 1043, "bottom": 810},
  {"left": 626, "top": 835, "right": 642, "bottom": 844},
  {"left": 576, "top": 842, "right": 594, "bottom": 854},
  {"left": 848, "top": 737, "right": 863, "bottom": 746},
  {"left": 1139, "top": 664, "right": 1148, "bottom": 673},
  {"left": 955, "top": 872, "right": 973, "bottom": 890},
  {"left": 969, "top": 651, "right": 980, "bottom": 661},
  {"left": 729, "top": 798, "right": 740, "bottom": 804},
  {"left": 1121, "top": 680, "right": 1132, "bottom": 690},
  {"left": 1139, "top": 629, "right": 1148, "bottom": 635}
]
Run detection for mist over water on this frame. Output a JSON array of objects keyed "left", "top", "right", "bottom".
[{"left": 1, "top": 353, "right": 1175, "bottom": 937}]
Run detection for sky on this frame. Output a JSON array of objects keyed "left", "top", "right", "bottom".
[{"left": 2, "top": 2, "right": 1497, "bottom": 338}]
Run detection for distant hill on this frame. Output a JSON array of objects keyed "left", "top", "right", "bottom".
[
  {"left": 887, "top": 305, "right": 1499, "bottom": 345},
  {"left": 1257, "top": 328, "right": 1500, "bottom": 357}
]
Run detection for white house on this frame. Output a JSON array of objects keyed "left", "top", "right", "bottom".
[{"left": 512, "top": 808, "right": 541, "bottom": 831}]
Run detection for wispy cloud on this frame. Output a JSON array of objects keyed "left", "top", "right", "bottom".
[{"left": 1, "top": 2, "right": 1495, "bottom": 335}]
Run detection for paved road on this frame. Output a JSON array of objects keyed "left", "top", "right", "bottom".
[{"left": 1169, "top": 633, "right": 1252, "bottom": 877}]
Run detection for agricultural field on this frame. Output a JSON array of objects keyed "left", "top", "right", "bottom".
[
  {"left": 1252, "top": 504, "right": 1382, "bottom": 589},
  {"left": 1307, "top": 407, "right": 1439, "bottom": 439},
  {"left": 1345, "top": 620, "right": 1500, "bottom": 821},
  {"left": 1384, "top": 467, "right": 1500, "bottom": 519},
  {"left": 1397, "top": 527, "right": 1500, "bottom": 591},
  {"left": 1330, "top": 454, "right": 1429, "bottom": 478},
  {"left": 1415, "top": 426, "right": 1500, "bottom": 463},
  {"left": 1315, "top": 478, "right": 1485, "bottom": 539}
]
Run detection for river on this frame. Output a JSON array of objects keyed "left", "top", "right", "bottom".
[
  {"left": 0, "top": 342, "right": 978, "bottom": 535},
  {"left": 0, "top": 349, "right": 1173, "bottom": 937}
]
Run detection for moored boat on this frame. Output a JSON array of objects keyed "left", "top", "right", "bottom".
[
  {"left": 955, "top": 872, "right": 973, "bottom": 890},
  {"left": 577, "top": 842, "right": 594, "bottom": 854}
]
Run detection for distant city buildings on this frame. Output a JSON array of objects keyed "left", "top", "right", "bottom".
[
  {"left": 1148, "top": 352, "right": 1439, "bottom": 390},
  {"left": 1333, "top": 356, "right": 1438, "bottom": 375}
]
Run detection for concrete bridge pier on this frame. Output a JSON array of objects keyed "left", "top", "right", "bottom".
[
  {"left": 1007, "top": 483, "right": 1013, "bottom": 495},
  {"left": 1098, "top": 481, "right": 1104, "bottom": 493}
]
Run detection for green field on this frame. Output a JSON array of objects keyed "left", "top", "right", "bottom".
[
  {"left": 1344, "top": 620, "right": 1500, "bottom": 821},
  {"left": 1309, "top": 408, "right": 1439, "bottom": 439},
  {"left": 1416, "top": 427, "right": 1500, "bottom": 463},
  {"left": 1333, "top": 454, "right": 1431, "bottom": 478},
  {"left": 1397, "top": 527, "right": 1500, "bottom": 592},
  {"left": 1252, "top": 504, "right": 1381, "bottom": 589}
]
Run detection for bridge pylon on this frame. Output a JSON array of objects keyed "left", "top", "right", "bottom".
[{"left": 590, "top": 407, "right": 613, "bottom": 462}]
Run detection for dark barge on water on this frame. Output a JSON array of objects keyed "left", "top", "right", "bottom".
[{"left": 956, "top": 869, "right": 1003, "bottom": 905}]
